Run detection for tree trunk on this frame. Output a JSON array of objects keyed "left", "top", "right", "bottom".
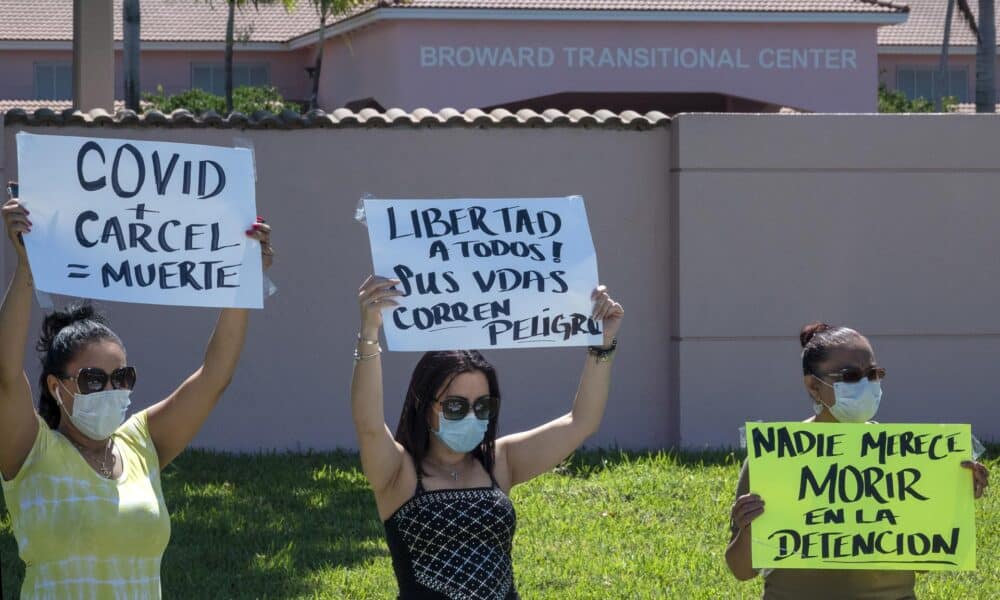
[
  {"left": 225, "top": 0, "right": 235, "bottom": 114},
  {"left": 976, "top": 0, "right": 996, "bottom": 112},
  {"left": 938, "top": 0, "right": 956, "bottom": 111},
  {"left": 123, "top": 0, "right": 141, "bottom": 112},
  {"left": 310, "top": 14, "right": 326, "bottom": 111}
]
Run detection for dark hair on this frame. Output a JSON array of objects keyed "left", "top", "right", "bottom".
[
  {"left": 395, "top": 350, "right": 501, "bottom": 477},
  {"left": 36, "top": 303, "right": 123, "bottom": 429},
  {"left": 800, "top": 321, "right": 864, "bottom": 376}
]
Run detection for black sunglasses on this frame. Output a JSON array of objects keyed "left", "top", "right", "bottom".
[
  {"left": 816, "top": 366, "right": 886, "bottom": 384},
  {"left": 436, "top": 395, "right": 498, "bottom": 421},
  {"left": 61, "top": 366, "right": 137, "bottom": 393}
]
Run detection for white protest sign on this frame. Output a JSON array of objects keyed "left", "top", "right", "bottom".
[
  {"left": 364, "top": 197, "right": 602, "bottom": 351},
  {"left": 16, "top": 133, "right": 262, "bottom": 308}
]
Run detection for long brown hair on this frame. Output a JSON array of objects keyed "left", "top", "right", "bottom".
[{"left": 394, "top": 350, "right": 501, "bottom": 477}]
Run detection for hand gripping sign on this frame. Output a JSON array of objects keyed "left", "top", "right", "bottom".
[
  {"left": 363, "top": 197, "right": 602, "bottom": 351},
  {"left": 16, "top": 133, "right": 262, "bottom": 308},
  {"left": 745, "top": 422, "right": 976, "bottom": 571}
]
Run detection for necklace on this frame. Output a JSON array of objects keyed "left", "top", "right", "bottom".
[
  {"left": 70, "top": 437, "right": 116, "bottom": 479},
  {"left": 428, "top": 456, "right": 468, "bottom": 481}
]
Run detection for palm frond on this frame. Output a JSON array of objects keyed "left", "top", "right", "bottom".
[{"left": 956, "top": 0, "right": 982, "bottom": 43}]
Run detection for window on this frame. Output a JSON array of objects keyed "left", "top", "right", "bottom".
[
  {"left": 896, "top": 67, "right": 969, "bottom": 103},
  {"left": 191, "top": 64, "right": 270, "bottom": 96},
  {"left": 34, "top": 62, "right": 73, "bottom": 100}
]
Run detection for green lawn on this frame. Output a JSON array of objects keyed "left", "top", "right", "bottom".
[{"left": 2, "top": 447, "right": 997, "bottom": 599}]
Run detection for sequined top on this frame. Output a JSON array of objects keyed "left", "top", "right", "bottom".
[{"left": 383, "top": 463, "right": 519, "bottom": 600}]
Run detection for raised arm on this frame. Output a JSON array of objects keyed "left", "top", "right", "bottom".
[
  {"left": 351, "top": 275, "right": 406, "bottom": 494},
  {"left": 146, "top": 219, "right": 272, "bottom": 467},
  {"left": 497, "top": 286, "right": 624, "bottom": 488},
  {"left": 0, "top": 187, "right": 40, "bottom": 480}
]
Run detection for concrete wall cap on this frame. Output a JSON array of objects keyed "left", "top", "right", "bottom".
[{"left": 3, "top": 106, "right": 672, "bottom": 130}]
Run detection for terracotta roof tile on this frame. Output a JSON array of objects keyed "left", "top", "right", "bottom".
[
  {"left": 0, "top": 0, "right": 318, "bottom": 43},
  {"left": 0, "top": 0, "right": 906, "bottom": 45},
  {"left": 2, "top": 106, "right": 672, "bottom": 129},
  {"left": 879, "top": 0, "right": 996, "bottom": 46}
]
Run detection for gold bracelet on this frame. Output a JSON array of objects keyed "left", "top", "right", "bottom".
[
  {"left": 353, "top": 347, "right": 382, "bottom": 362},
  {"left": 357, "top": 333, "right": 380, "bottom": 346}
]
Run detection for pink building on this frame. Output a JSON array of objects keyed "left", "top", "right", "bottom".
[{"left": 1, "top": 0, "right": 998, "bottom": 114}]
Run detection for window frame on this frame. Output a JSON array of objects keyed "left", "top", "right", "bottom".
[
  {"left": 190, "top": 62, "right": 271, "bottom": 96},
  {"left": 33, "top": 61, "right": 73, "bottom": 100},
  {"left": 895, "top": 65, "right": 970, "bottom": 103}
]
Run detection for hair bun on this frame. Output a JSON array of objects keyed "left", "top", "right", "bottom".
[
  {"left": 36, "top": 302, "right": 103, "bottom": 353},
  {"left": 799, "top": 322, "right": 830, "bottom": 348}
]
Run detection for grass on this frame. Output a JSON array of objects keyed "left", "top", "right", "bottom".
[{"left": 2, "top": 447, "right": 997, "bottom": 599}]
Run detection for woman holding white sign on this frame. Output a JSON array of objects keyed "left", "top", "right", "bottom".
[
  {"left": 351, "top": 274, "right": 623, "bottom": 599},
  {"left": 0, "top": 183, "right": 274, "bottom": 598},
  {"left": 724, "top": 322, "right": 990, "bottom": 599}
]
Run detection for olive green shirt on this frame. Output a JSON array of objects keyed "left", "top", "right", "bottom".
[{"left": 734, "top": 460, "right": 917, "bottom": 600}]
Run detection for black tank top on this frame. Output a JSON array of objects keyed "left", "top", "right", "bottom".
[{"left": 383, "top": 461, "right": 519, "bottom": 600}]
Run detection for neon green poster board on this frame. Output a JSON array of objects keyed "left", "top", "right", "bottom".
[{"left": 744, "top": 422, "right": 975, "bottom": 571}]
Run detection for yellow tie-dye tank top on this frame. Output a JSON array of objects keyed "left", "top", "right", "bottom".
[{"left": 2, "top": 410, "right": 171, "bottom": 599}]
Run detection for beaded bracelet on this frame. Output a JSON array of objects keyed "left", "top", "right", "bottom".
[{"left": 587, "top": 338, "right": 618, "bottom": 362}]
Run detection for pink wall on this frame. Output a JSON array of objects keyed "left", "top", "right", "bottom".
[
  {"left": 0, "top": 51, "right": 74, "bottom": 99},
  {"left": 321, "top": 20, "right": 879, "bottom": 112},
  {"left": 0, "top": 48, "right": 313, "bottom": 103},
  {"left": 320, "top": 22, "right": 403, "bottom": 109}
]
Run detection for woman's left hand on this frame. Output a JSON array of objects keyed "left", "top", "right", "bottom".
[
  {"left": 592, "top": 285, "right": 624, "bottom": 347},
  {"left": 961, "top": 460, "right": 989, "bottom": 499},
  {"left": 246, "top": 217, "right": 273, "bottom": 271}
]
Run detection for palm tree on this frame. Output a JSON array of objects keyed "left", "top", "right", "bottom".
[
  {"left": 123, "top": 0, "right": 141, "bottom": 111},
  {"left": 975, "top": 0, "right": 997, "bottom": 112},
  {"left": 222, "top": 0, "right": 297, "bottom": 114},
  {"left": 939, "top": 0, "right": 995, "bottom": 112},
  {"left": 306, "top": 0, "right": 363, "bottom": 111}
]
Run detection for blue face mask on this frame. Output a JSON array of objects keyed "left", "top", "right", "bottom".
[
  {"left": 813, "top": 377, "right": 882, "bottom": 423},
  {"left": 433, "top": 412, "right": 489, "bottom": 453}
]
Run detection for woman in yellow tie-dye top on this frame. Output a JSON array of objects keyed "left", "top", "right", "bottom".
[{"left": 0, "top": 182, "right": 275, "bottom": 599}]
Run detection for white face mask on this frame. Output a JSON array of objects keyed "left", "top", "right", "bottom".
[
  {"left": 55, "top": 385, "right": 131, "bottom": 440},
  {"left": 812, "top": 376, "right": 882, "bottom": 423}
]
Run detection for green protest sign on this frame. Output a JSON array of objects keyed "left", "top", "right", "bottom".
[{"left": 745, "top": 422, "right": 975, "bottom": 571}]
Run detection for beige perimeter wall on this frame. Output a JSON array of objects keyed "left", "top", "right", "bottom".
[
  {"left": 0, "top": 118, "right": 675, "bottom": 451},
  {"left": 2, "top": 113, "right": 999, "bottom": 450},
  {"left": 674, "top": 114, "right": 1000, "bottom": 448}
]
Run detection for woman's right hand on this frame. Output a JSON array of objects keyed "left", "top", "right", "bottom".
[
  {"left": 731, "top": 493, "right": 766, "bottom": 531},
  {"left": 2, "top": 186, "right": 30, "bottom": 264},
  {"left": 357, "top": 275, "right": 402, "bottom": 338}
]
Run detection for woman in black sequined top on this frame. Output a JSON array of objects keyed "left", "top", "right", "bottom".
[{"left": 351, "top": 274, "right": 624, "bottom": 600}]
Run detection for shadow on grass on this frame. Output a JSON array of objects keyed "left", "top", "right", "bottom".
[
  {"left": 1, "top": 493, "right": 21, "bottom": 600},
  {"left": 1, "top": 450, "right": 386, "bottom": 600},
  {"left": 554, "top": 443, "right": 1000, "bottom": 479},
  {"left": 159, "top": 449, "right": 384, "bottom": 599},
  {"left": 552, "top": 447, "right": 744, "bottom": 479}
]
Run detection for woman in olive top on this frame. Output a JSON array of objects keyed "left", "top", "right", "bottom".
[
  {"left": 0, "top": 185, "right": 273, "bottom": 598},
  {"left": 725, "top": 322, "right": 989, "bottom": 600}
]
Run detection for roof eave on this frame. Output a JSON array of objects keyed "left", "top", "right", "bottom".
[
  {"left": 877, "top": 44, "right": 982, "bottom": 55},
  {"left": 0, "top": 40, "right": 289, "bottom": 51},
  {"left": 287, "top": 7, "right": 909, "bottom": 50}
]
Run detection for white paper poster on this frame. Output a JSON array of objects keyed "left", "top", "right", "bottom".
[
  {"left": 364, "top": 197, "right": 602, "bottom": 351},
  {"left": 16, "top": 133, "right": 262, "bottom": 308}
]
